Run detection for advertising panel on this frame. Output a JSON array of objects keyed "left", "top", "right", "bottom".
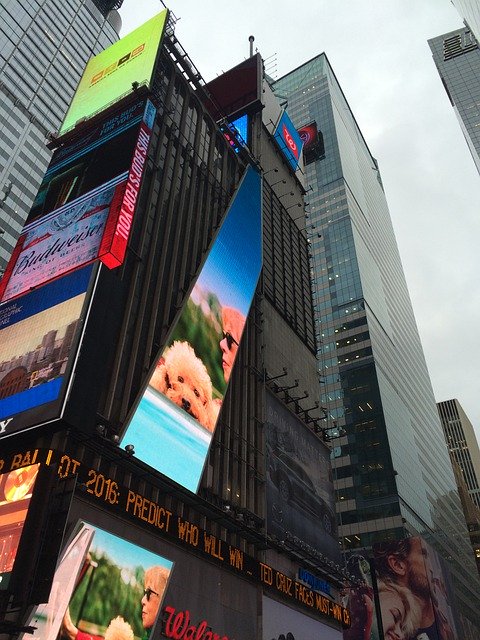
[
  {"left": 266, "top": 392, "right": 340, "bottom": 563},
  {"left": 297, "top": 121, "right": 325, "bottom": 164},
  {"left": 0, "top": 264, "right": 93, "bottom": 438},
  {"left": 0, "top": 100, "right": 155, "bottom": 302},
  {"left": 0, "top": 463, "right": 40, "bottom": 590},
  {"left": 202, "top": 54, "right": 263, "bottom": 121},
  {"left": 21, "top": 521, "right": 173, "bottom": 640},
  {"left": 263, "top": 596, "right": 343, "bottom": 640},
  {"left": 273, "top": 110, "right": 304, "bottom": 170},
  {"left": 121, "top": 166, "right": 262, "bottom": 492},
  {"left": 341, "top": 555, "right": 379, "bottom": 640},
  {"left": 372, "top": 537, "right": 460, "bottom": 640},
  {"left": 59, "top": 10, "right": 167, "bottom": 134}
]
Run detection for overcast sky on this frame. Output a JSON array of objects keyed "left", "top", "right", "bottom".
[{"left": 119, "top": 1, "right": 480, "bottom": 439}]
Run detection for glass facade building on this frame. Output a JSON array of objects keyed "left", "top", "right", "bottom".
[
  {"left": 274, "top": 54, "right": 480, "bottom": 631},
  {"left": 0, "top": 0, "right": 121, "bottom": 271},
  {"left": 428, "top": 27, "right": 480, "bottom": 174}
]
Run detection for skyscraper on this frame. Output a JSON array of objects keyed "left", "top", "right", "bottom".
[
  {"left": 451, "top": 0, "right": 480, "bottom": 39},
  {"left": 274, "top": 54, "right": 480, "bottom": 633},
  {"left": 428, "top": 26, "right": 480, "bottom": 173},
  {"left": 438, "top": 398, "right": 480, "bottom": 508},
  {"left": 0, "top": 0, "right": 122, "bottom": 270}
]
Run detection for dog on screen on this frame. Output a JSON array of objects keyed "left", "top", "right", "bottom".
[{"left": 150, "top": 340, "right": 219, "bottom": 432}]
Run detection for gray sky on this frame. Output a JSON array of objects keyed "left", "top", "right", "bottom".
[{"left": 120, "top": 1, "right": 480, "bottom": 438}]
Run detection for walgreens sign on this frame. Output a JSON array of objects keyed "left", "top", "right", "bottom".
[{"left": 163, "top": 606, "right": 235, "bottom": 640}]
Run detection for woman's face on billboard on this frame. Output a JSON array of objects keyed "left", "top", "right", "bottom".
[{"left": 141, "top": 582, "right": 161, "bottom": 629}]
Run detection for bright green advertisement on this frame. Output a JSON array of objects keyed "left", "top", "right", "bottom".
[{"left": 60, "top": 10, "right": 168, "bottom": 134}]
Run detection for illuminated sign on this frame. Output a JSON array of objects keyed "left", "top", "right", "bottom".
[
  {"left": 297, "top": 121, "right": 324, "bottom": 165},
  {"left": 121, "top": 166, "right": 262, "bottom": 492},
  {"left": 0, "top": 463, "right": 40, "bottom": 590},
  {"left": 162, "top": 605, "right": 234, "bottom": 640},
  {"left": 221, "top": 114, "right": 249, "bottom": 153},
  {"left": 59, "top": 10, "right": 167, "bottom": 134},
  {"left": 274, "top": 110, "right": 304, "bottom": 170},
  {"left": 0, "top": 101, "right": 154, "bottom": 302},
  {"left": 0, "top": 265, "right": 93, "bottom": 437},
  {"left": 0, "top": 448, "right": 350, "bottom": 628},
  {"left": 298, "top": 568, "right": 332, "bottom": 596},
  {"left": 372, "top": 537, "right": 460, "bottom": 640}
]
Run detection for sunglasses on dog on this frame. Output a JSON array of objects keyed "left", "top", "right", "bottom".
[
  {"left": 143, "top": 587, "right": 159, "bottom": 601},
  {"left": 223, "top": 331, "right": 239, "bottom": 350}
]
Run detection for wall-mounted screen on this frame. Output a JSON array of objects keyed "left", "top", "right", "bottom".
[
  {"left": 274, "top": 110, "right": 304, "bottom": 170},
  {"left": 298, "top": 121, "right": 325, "bottom": 164},
  {"left": 59, "top": 10, "right": 167, "bottom": 134},
  {"left": 120, "top": 166, "right": 262, "bottom": 492},
  {"left": 0, "top": 463, "right": 40, "bottom": 590},
  {"left": 21, "top": 521, "right": 173, "bottom": 640},
  {"left": 0, "top": 264, "right": 93, "bottom": 438}
]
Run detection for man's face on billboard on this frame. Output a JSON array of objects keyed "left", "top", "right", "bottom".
[{"left": 406, "top": 538, "right": 430, "bottom": 600}]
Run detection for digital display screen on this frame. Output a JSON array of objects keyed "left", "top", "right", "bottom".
[
  {"left": 372, "top": 537, "right": 460, "bottom": 640},
  {"left": 21, "top": 521, "right": 173, "bottom": 640},
  {"left": 59, "top": 10, "right": 167, "bottom": 134},
  {"left": 263, "top": 596, "right": 344, "bottom": 640},
  {"left": 297, "top": 121, "right": 324, "bottom": 164},
  {"left": 0, "top": 100, "right": 154, "bottom": 302},
  {"left": 0, "top": 265, "right": 93, "bottom": 437},
  {"left": 265, "top": 392, "right": 340, "bottom": 563},
  {"left": 0, "top": 463, "right": 40, "bottom": 590},
  {"left": 274, "top": 110, "right": 304, "bottom": 170},
  {"left": 121, "top": 166, "right": 262, "bottom": 492}
]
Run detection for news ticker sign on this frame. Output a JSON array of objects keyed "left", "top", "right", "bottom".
[
  {"left": 0, "top": 100, "right": 155, "bottom": 303},
  {"left": 0, "top": 447, "right": 350, "bottom": 628},
  {"left": 60, "top": 10, "right": 167, "bottom": 134}
]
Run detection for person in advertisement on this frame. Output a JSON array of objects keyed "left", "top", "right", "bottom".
[
  {"left": 373, "top": 538, "right": 456, "bottom": 640},
  {"left": 219, "top": 306, "right": 245, "bottom": 384}
]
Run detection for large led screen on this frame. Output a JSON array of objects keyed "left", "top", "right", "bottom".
[
  {"left": 0, "top": 463, "right": 40, "bottom": 590},
  {"left": 274, "top": 110, "right": 304, "bottom": 171},
  {"left": 59, "top": 10, "right": 167, "bottom": 134},
  {"left": 263, "top": 596, "right": 343, "bottom": 640},
  {"left": 21, "top": 521, "right": 173, "bottom": 640},
  {"left": 265, "top": 392, "right": 340, "bottom": 563},
  {"left": 372, "top": 537, "right": 459, "bottom": 640},
  {"left": 298, "top": 121, "right": 325, "bottom": 164},
  {"left": 0, "top": 100, "right": 155, "bottom": 302},
  {"left": 0, "top": 264, "right": 93, "bottom": 438},
  {"left": 121, "top": 166, "right": 262, "bottom": 492}
]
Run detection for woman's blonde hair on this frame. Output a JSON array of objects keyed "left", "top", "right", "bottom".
[
  {"left": 144, "top": 565, "right": 170, "bottom": 596},
  {"left": 378, "top": 579, "right": 422, "bottom": 638}
]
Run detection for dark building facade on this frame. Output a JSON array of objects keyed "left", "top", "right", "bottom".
[
  {"left": 428, "top": 26, "right": 480, "bottom": 173},
  {"left": 0, "top": 19, "right": 349, "bottom": 640},
  {"left": 0, "top": 0, "right": 121, "bottom": 271},
  {"left": 274, "top": 54, "right": 480, "bottom": 635}
]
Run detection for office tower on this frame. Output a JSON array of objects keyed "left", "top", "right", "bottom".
[
  {"left": 438, "top": 399, "right": 480, "bottom": 508},
  {"left": 274, "top": 54, "right": 480, "bottom": 634},
  {"left": 451, "top": 0, "right": 480, "bottom": 39},
  {"left": 0, "top": 19, "right": 348, "bottom": 639},
  {"left": 0, "top": 0, "right": 122, "bottom": 271},
  {"left": 428, "top": 26, "right": 480, "bottom": 173}
]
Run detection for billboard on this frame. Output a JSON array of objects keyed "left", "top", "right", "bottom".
[
  {"left": 297, "top": 121, "right": 325, "bottom": 164},
  {"left": 120, "top": 166, "right": 262, "bottom": 492},
  {"left": 273, "top": 110, "right": 304, "bottom": 170},
  {"left": 202, "top": 54, "right": 263, "bottom": 121},
  {"left": 0, "top": 100, "right": 155, "bottom": 302},
  {"left": 0, "top": 265, "right": 94, "bottom": 438},
  {"left": 265, "top": 392, "right": 340, "bottom": 562},
  {"left": 21, "top": 521, "right": 173, "bottom": 640},
  {"left": 0, "top": 463, "right": 40, "bottom": 590},
  {"left": 372, "top": 537, "right": 460, "bottom": 640},
  {"left": 263, "top": 596, "right": 343, "bottom": 640},
  {"left": 341, "top": 555, "right": 380, "bottom": 640},
  {"left": 59, "top": 10, "right": 167, "bottom": 134}
]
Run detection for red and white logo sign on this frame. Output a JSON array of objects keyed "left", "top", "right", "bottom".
[
  {"left": 282, "top": 124, "right": 299, "bottom": 158},
  {"left": 163, "top": 606, "right": 232, "bottom": 640}
]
